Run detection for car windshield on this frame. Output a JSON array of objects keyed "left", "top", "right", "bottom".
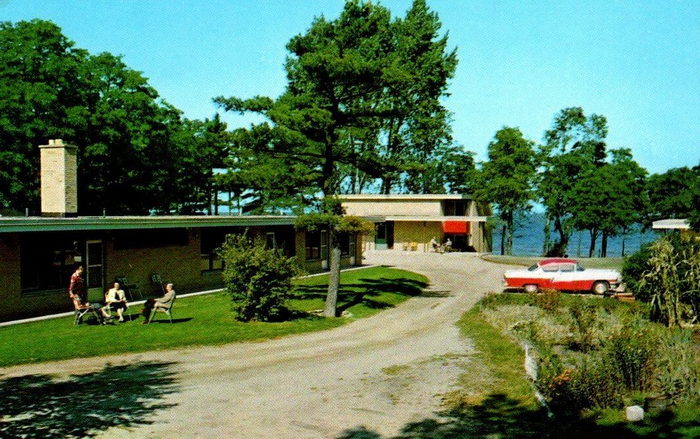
[
  {"left": 527, "top": 264, "right": 538, "bottom": 271},
  {"left": 576, "top": 263, "right": 585, "bottom": 272}
]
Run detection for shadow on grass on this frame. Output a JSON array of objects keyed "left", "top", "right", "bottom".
[
  {"left": 295, "top": 277, "right": 429, "bottom": 317},
  {"left": 337, "top": 393, "right": 699, "bottom": 439},
  {"left": 144, "top": 317, "right": 193, "bottom": 324},
  {"left": 0, "top": 361, "right": 179, "bottom": 439}
]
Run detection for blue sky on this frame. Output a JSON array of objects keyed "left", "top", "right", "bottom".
[{"left": 2, "top": 0, "right": 699, "bottom": 175}]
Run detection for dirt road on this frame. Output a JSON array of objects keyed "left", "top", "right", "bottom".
[{"left": 1, "top": 252, "right": 507, "bottom": 439}]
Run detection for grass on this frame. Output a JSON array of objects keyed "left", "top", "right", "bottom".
[
  {"left": 454, "top": 300, "right": 537, "bottom": 407},
  {"left": 481, "top": 254, "right": 625, "bottom": 270},
  {"left": 0, "top": 266, "right": 427, "bottom": 367}
]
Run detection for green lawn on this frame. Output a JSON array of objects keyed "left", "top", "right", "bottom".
[
  {"left": 0, "top": 266, "right": 427, "bottom": 367},
  {"left": 481, "top": 254, "right": 625, "bottom": 270}
]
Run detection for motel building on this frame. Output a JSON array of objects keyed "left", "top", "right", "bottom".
[
  {"left": 340, "top": 194, "right": 491, "bottom": 253},
  {"left": 0, "top": 140, "right": 491, "bottom": 321}
]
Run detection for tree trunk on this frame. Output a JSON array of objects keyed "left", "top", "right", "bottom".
[
  {"left": 601, "top": 232, "right": 608, "bottom": 257},
  {"left": 621, "top": 236, "right": 626, "bottom": 257},
  {"left": 504, "top": 212, "right": 514, "bottom": 255},
  {"left": 381, "top": 178, "right": 392, "bottom": 194},
  {"left": 324, "top": 230, "right": 341, "bottom": 317},
  {"left": 542, "top": 214, "right": 551, "bottom": 256},
  {"left": 588, "top": 228, "right": 598, "bottom": 258},
  {"left": 552, "top": 215, "right": 568, "bottom": 256},
  {"left": 500, "top": 224, "right": 506, "bottom": 255}
]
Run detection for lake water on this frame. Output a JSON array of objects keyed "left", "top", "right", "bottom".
[{"left": 491, "top": 213, "right": 661, "bottom": 257}]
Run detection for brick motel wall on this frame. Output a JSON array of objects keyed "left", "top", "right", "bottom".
[
  {"left": 105, "top": 229, "right": 205, "bottom": 299},
  {"left": 0, "top": 226, "right": 364, "bottom": 321}
]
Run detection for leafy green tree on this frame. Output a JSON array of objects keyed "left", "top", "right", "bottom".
[
  {"left": 474, "top": 127, "right": 537, "bottom": 255},
  {"left": 645, "top": 165, "right": 700, "bottom": 228},
  {"left": 218, "top": 234, "right": 300, "bottom": 322},
  {"left": 0, "top": 19, "right": 198, "bottom": 215},
  {"left": 0, "top": 19, "right": 86, "bottom": 210},
  {"left": 373, "top": 0, "right": 457, "bottom": 194},
  {"left": 538, "top": 107, "right": 608, "bottom": 256},
  {"left": 169, "top": 115, "right": 231, "bottom": 214},
  {"left": 568, "top": 149, "right": 647, "bottom": 257},
  {"left": 597, "top": 149, "right": 648, "bottom": 256},
  {"left": 216, "top": 1, "right": 456, "bottom": 316}
]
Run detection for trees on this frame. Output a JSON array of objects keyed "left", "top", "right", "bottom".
[
  {"left": 0, "top": 19, "right": 86, "bottom": 210},
  {"left": 0, "top": 19, "right": 202, "bottom": 215},
  {"left": 474, "top": 127, "right": 537, "bottom": 255},
  {"left": 645, "top": 165, "right": 700, "bottom": 229},
  {"left": 538, "top": 107, "right": 608, "bottom": 256},
  {"left": 216, "top": 0, "right": 456, "bottom": 316},
  {"left": 567, "top": 148, "right": 647, "bottom": 257}
]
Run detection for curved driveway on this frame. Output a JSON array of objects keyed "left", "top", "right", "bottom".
[{"left": 2, "top": 252, "right": 507, "bottom": 439}]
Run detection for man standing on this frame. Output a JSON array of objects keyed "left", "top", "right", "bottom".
[
  {"left": 68, "top": 266, "right": 87, "bottom": 304},
  {"left": 69, "top": 265, "right": 110, "bottom": 323}
]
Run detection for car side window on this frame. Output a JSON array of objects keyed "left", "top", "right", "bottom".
[
  {"left": 542, "top": 264, "right": 559, "bottom": 272},
  {"left": 560, "top": 263, "right": 575, "bottom": 272}
]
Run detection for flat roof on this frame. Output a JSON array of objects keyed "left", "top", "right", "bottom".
[
  {"left": 652, "top": 219, "right": 690, "bottom": 230},
  {"left": 0, "top": 215, "right": 297, "bottom": 233},
  {"left": 383, "top": 215, "right": 488, "bottom": 222},
  {"left": 339, "top": 194, "right": 474, "bottom": 201}
]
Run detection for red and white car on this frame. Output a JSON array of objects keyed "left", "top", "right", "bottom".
[{"left": 503, "top": 258, "right": 624, "bottom": 295}]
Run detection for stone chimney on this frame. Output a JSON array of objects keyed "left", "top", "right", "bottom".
[{"left": 39, "top": 139, "right": 78, "bottom": 217}]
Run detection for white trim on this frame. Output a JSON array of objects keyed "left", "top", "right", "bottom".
[
  {"left": 383, "top": 216, "right": 488, "bottom": 222},
  {"left": 652, "top": 219, "right": 690, "bottom": 230},
  {"left": 340, "top": 194, "right": 473, "bottom": 200}
]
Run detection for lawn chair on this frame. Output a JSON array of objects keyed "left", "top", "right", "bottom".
[
  {"left": 71, "top": 296, "right": 103, "bottom": 325},
  {"left": 147, "top": 296, "right": 176, "bottom": 324},
  {"left": 115, "top": 276, "right": 142, "bottom": 301}
]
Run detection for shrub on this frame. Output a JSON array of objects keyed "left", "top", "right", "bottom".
[
  {"left": 626, "top": 234, "right": 700, "bottom": 326},
  {"left": 654, "top": 329, "right": 700, "bottom": 403},
  {"left": 218, "top": 234, "right": 301, "bottom": 322},
  {"left": 603, "top": 323, "right": 659, "bottom": 392},
  {"left": 568, "top": 299, "right": 598, "bottom": 352},
  {"left": 622, "top": 242, "right": 654, "bottom": 301},
  {"left": 537, "top": 353, "right": 623, "bottom": 417},
  {"left": 532, "top": 288, "right": 560, "bottom": 313}
]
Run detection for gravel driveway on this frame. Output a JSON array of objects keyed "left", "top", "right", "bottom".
[{"left": 1, "top": 251, "right": 507, "bottom": 439}]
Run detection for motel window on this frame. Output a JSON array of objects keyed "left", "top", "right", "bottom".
[
  {"left": 20, "top": 234, "right": 83, "bottom": 293},
  {"left": 305, "top": 230, "right": 321, "bottom": 260},
  {"left": 443, "top": 200, "right": 468, "bottom": 216},
  {"left": 200, "top": 228, "right": 235, "bottom": 272},
  {"left": 266, "top": 232, "right": 276, "bottom": 249},
  {"left": 339, "top": 233, "right": 351, "bottom": 256}
]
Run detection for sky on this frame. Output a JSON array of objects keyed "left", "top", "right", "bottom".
[{"left": 2, "top": 0, "right": 699, "bottom": 175}]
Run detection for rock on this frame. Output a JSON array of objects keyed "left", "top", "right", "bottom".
[{"left": 626, "top": 405, "right": 644, "bottom": 422}]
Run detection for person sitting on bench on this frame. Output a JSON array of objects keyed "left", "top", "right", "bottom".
[{"left": 105, "top": 281, "right": 129, "bottom": 322}]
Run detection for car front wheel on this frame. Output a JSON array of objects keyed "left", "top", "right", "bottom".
[
  {"left": 592, "top": 281, "right": 609, "bottom": 295},
  {"left": 524, "top": 284, "right": 538, "bottom": 294}
]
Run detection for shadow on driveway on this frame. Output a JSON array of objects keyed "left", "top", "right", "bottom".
[{"left": 0, "top": 361, "right": 179, "bottom": 439}]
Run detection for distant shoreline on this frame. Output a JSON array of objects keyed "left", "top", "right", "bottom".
[{"left": 491, "top": 213, "right": 659, "bottom": 257}]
